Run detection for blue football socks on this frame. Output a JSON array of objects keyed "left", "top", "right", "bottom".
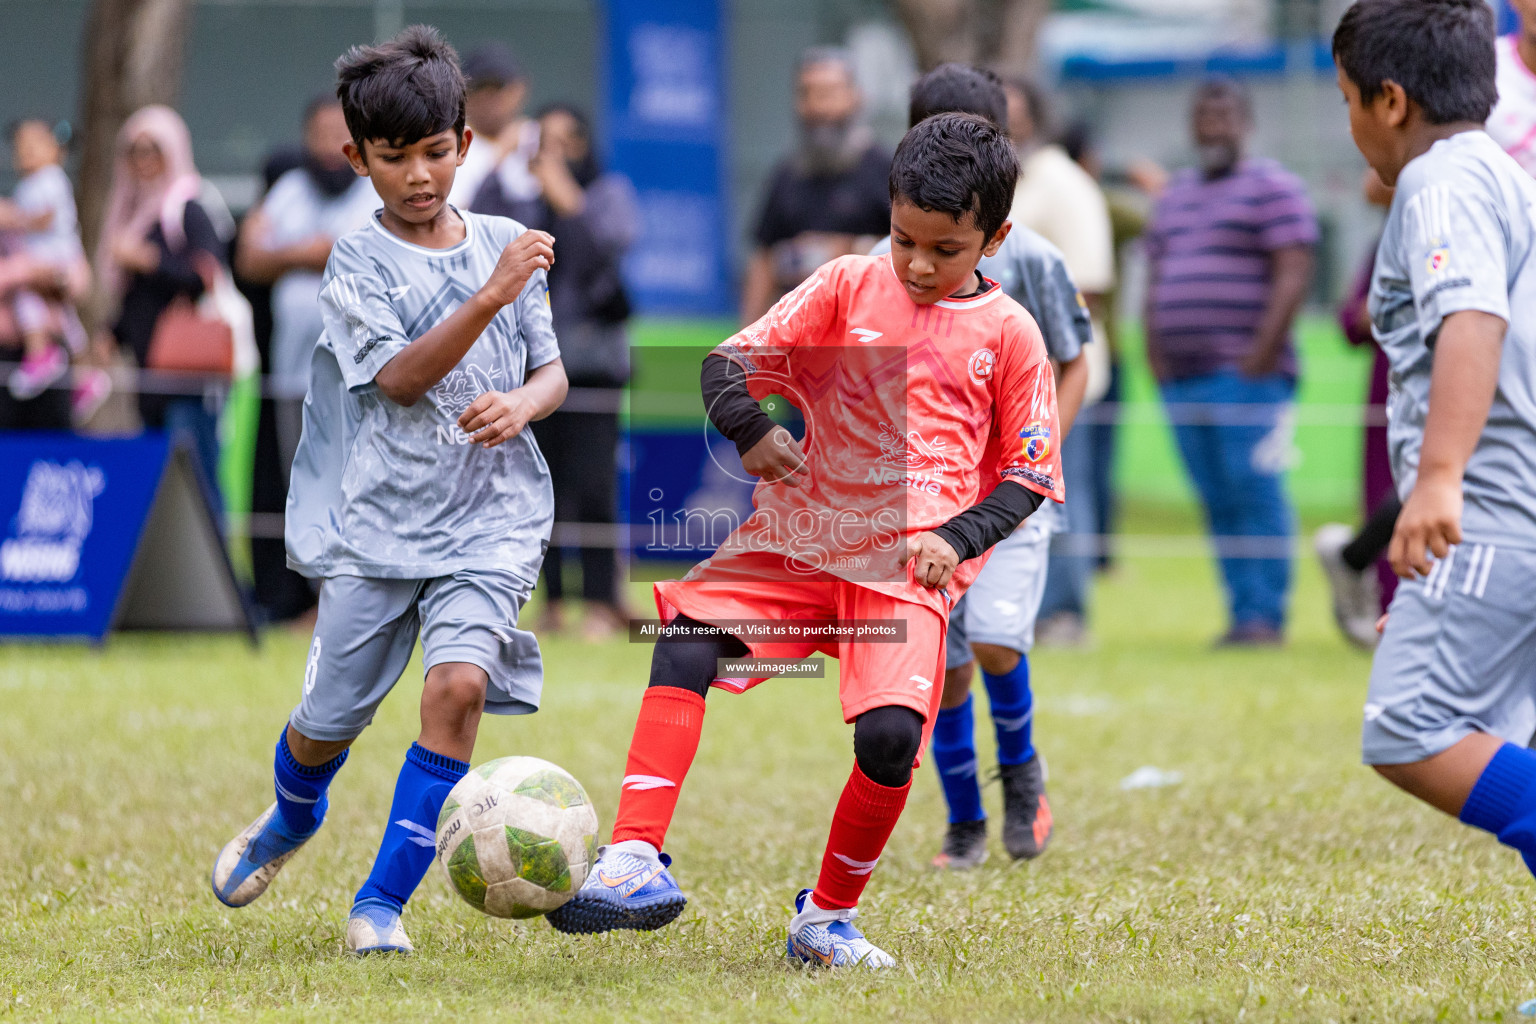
[
  {"left": 273, "top": 728, "right": 347, "bottom": 836},
  {"left": 355, "top": 743, "right": 469, "bottom": 911},
  {"left": 983, "top": 656, "right": 1034, "bottom": 766},
  {"left": 1459, "top": 742, "right": 1536, "bottom": 877},
  {"left": 932, "top": 696, "right": 985, "bottom": 824}
]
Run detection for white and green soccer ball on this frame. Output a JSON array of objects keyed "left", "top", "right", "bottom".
[{"left": 435, "top": 756, "right": 599, "bottom": 919}]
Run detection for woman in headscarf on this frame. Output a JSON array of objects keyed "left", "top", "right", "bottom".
[{"left": 96, "top": 104, "right": 228, "bottom": 505}]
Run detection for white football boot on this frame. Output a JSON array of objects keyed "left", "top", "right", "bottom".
[
  {"left": 786, "top": 888, "right": 896, "bottom": 968},
  {"left": 346, "top": 898, "right": 414, "bottom": 955},
  {"left": 211, "top": 802, "right": 322, "bottom": 908}
]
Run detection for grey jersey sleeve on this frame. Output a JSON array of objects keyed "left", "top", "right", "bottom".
[
  {"left": 515, "top": 268, "right": 560, "bottom": 371},
  {"left": 319, "top": 236, "right": 411, "bottom": 392},
  {"left": 1026, "top": 248, "right": 1091, "bottom": 365},
  {"left": 1402, "top": 173, "right": 1511, "bottom": 342}
]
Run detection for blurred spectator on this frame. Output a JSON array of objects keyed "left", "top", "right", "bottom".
[
  {"left": 2, "top": 120, "right": 90, "bottom": 406},
  {"left": 1058, "top": 122, "right": 1165, "bottom": 575},
  {"left": 96, "top": 105, "right": 228, "bottom": 504},
  {"left": 454, "top": 43, "right": 538, "bottom": 210},
  {"left": 1143, "top": 77, "right": 1317, "bottom": 646},
  {"left": 477, "top": 103, "right": 638, "bottom": 639},
  {"left": 236, "top": 96, "right": 376, "bottom": 625},
  {"left": 237, "top": 96, "right": 376, "bottom": 471},
  {"left": 1489, "top": 0, "right": 1536, "bottom": 175},
  {"left": 1005, "top": 79, "right": 1115, "bottom": 646},
  {"left": 1315, "top": 168, "right": 1397, "bottom": 649},
  {"left": 740, "top": 47, "right": 890, "bottom": 324},
  {"left": 0, "top": 235, "right": 86, "bottom": 430},
  {"left": 0, "top": 120, "right": 92, "bottom": 430}
]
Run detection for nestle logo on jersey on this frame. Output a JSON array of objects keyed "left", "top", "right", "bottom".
[
  {"left": 864, "top": 466, "right": 944, "bottom": 494},
  {"left": 867, "top": 423, "right": 948, "bottom": 495}
]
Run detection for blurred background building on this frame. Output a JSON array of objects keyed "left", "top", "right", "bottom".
[{"left": 0, "top": 0, "right": 1465, "bottom": 311}]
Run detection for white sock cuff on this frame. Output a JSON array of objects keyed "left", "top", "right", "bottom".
[{"left": 608, "top": 839, "right": 662, "bottom": 864}]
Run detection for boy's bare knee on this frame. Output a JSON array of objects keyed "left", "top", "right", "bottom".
[
  {"left": 425, "top": 663, "right": 488, "bottom": 715},
  {"left": 971, "top": 642, "right": 1020, "bottom": 676},
  {"left": 285, "top": 724, "right": 353, "bottom": 766},
  {"left": 940, "top": 663, "right": 975, "bottom": 710}
]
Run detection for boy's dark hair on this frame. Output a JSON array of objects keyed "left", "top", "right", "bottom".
[
  {"left": 908, "top": 63, "right": 1006, "bottom": 130},
  {"left": 889, "top": 112, "right": 1019, "bottom": 239},
  {"left": 1332, "top": 0, "right": 1496, "bottom": 125},
  {"left": 335, "top": 24, "right": 466, "bottom": 148}
]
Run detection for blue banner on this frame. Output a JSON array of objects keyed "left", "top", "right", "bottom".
[
  {"left": 625, "top": 429, "right": 756, "bottom": 561},
  {"left": 0, "top": 433, "right": 169, "bottom": 640},
  {"left": 602, "top": 0, "right": 732, "bottom": 315}
]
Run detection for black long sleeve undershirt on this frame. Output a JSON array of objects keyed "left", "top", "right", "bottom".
[
  {"left": 931, "top": 482, "right": 1046, "bottom": 563},
  {"left": 700, "top": 351, "right": 1046, "bottom": 562},
  {"left": 701, "top": 353, "right": 779, "bottom": 456}
]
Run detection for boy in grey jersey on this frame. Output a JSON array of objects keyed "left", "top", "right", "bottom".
[
  {"left": 1336, "top": 0, "right": 1536, "bottom": 883},
  {"left": 871, "top": 65, "right": 1091, "bottom": 869},
  {"left": 211, "top": 26, "right": 568, "bottom": 955}
]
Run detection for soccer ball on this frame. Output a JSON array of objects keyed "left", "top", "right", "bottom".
[{"left": 435, "top": 756, "right": 599, "bottom": 919}]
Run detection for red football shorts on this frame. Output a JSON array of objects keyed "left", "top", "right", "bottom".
[{"left": 652, "top": 552, "right": 948, "bottom": 752}]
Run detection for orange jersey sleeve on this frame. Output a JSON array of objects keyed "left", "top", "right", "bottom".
[
  {"left": 712, "top": 260, "right": 844, "bottom": 401},
  {"left": 991, "top": 315, "right": 1066, "bottom": 504}
]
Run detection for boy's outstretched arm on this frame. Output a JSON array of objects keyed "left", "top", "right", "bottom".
[
  {"left": 375, "top": 229, "right": 555, "bottom": 406},
  {"left": 1390, "top": 309, "right": 1506, "bottom": 578},
  {"left": 458, "top": 357, "right": 568, "bottom": 449}
]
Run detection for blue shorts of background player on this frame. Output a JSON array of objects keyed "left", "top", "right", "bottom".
[
  {"left": 1337, "top": 0, "right": 1536, "bottom": 884},
  {"left": 210, "top": 27, "right": 568, "bottom": 956},
  {"left": 871, "top": 63, "right": 1091, "bottom": 871}
]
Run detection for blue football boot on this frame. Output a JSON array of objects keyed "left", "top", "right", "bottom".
[
  {"left": 210, "top": 801, "right": 323, "bottom": 908},
  {"left": 547, "top": 840, "right": 687, "bottom": 934},
  {"left": 346, "top": 897, "right": 413, "bottom": 955},
  {"left": 786, "top": 888, "right": 896, "bottom": 968}
]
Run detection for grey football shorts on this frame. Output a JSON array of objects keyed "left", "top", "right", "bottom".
[
  {"left": 289, "top": 569, "right": 544, "bottom": 742},
  {"left": 945, "top": 503, "right": 1057, "bottom": 671},
  {"left": 1362, "top": 541, "right": 1536, "bottom": 765}
]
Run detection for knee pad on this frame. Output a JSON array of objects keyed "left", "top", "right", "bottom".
[
  {"left": 648, "top": 615, "right": 749, "bottom": 698},
  {"left": 853, "top": 706, "right": 925, "bottom": 787}
]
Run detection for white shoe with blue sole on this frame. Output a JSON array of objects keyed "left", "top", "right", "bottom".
[
  {"left": 210, "top": 801, "right": 323, "bottom": 908},
  {"left": 786, "top": 888, "right": 896, "bottom": 968},
  {"left": 547, "top": 841, "right": 687, "bottom": 934},
  {"left": 346, "top": 898, "right": 413, "bottom": 955}
]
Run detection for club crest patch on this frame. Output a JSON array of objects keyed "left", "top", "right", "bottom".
[
  {"left": 967, "top": 348, "right": 996, "bottom": 385},
  {"left": 1020, "top": 422, "right": 1052, "bottom": 463},
  {"left": 1426, "top": 246, "right": 1450, "bottom": 275}
]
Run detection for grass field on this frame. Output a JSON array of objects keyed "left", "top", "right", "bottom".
[{"left": 7, "top": 532, "right": 1536, "bottom": 1023}]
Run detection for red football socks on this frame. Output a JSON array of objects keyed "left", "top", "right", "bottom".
[
  {"left": 610, "top": 687, "right": 706, "bottom": 850},
  {"left": 812, "top": 762, "right": 912, "bottom": 910}
]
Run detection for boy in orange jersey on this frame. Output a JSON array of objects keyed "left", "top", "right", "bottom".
[{"left": 548, "top": 112, "right": 1063, "bottom": 967}]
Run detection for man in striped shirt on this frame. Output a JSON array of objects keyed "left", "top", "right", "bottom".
[{"left": 1143, "top": 76, "right": 1318, "bottom": 646}]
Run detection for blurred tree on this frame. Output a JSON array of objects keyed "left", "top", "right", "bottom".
[
  {"left": 76, "top": 0, "right": 193, "bottom": 264},
  {"left": 890, "top": 0, "right": 1051, "bottom": 76}
]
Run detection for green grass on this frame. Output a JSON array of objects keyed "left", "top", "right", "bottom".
[{"left": 6, "top": 533, "right": 1536, "bottom": 1022}]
